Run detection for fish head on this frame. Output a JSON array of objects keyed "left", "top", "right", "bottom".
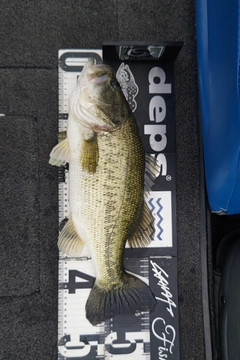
[{"left": 69, "top": 59, "right": 132, "bottom": 132}]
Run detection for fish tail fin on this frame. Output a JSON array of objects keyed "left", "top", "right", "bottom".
[{"left": 85, "top": 272, "right": 156, "bottom": 326}]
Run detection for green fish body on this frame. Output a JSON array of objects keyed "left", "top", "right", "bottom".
[{"left": 49, "top": 59, "right": 156, "bottom": 325}]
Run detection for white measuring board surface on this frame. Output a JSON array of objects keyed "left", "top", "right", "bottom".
[{"left": 57, "top": 48, "right": 180, "bottom": 360}]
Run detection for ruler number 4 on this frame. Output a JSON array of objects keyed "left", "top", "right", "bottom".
[{"left": 66, "top": 270, "right": 95, "bottom": 294}]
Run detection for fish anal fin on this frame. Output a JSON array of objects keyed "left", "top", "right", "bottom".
[
  {"left": 127, "top": 197, "right": 154, "bottom": 248},
  {"left": 49, "top": 138, "right": 70, "bottom": 167},
  {"left": 58, "top": 215, "right": 85, "bottom": 256},
  {"left": 81, "top": 133, "right": 99, "bottom": 173}
]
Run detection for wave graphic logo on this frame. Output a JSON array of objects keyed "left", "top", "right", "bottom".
[
  {"left": 148, "top": 197, "right": 164, "bottom": 241},
  {"left": 116, "top": 63, "right": 139, "bottom": 112},
  {"left": 145, "top": 191, "right": 172, "bottom": 248}
]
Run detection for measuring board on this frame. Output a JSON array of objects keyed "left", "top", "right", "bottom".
[{"left": 57, "top": 43, "right": 182, "bottom": 360}]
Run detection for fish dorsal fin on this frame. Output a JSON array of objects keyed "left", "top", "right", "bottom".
[
  {"left": 58, "top": 215, "right": 85, "bottom": 256},
  {"left": 144, "top": 153, "right": 160, "bottom": 193},
  {"left": 49, "top": 137, "right": 70, "bottom": 167},
  {"left": 81, "top": 132, "right": 99, "bottom": 173},
  {"left": 127, "top": 196, "right": 154, "bottom": 248},
  {"left": 127, "top": 154, "right": 159, "bottom": 248}
]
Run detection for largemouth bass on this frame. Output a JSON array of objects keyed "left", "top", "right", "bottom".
[{"left": 49, "top": 59, "right": 156, "bottom": 325}]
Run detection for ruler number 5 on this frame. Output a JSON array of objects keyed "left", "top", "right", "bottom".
[{"left": 105, "top": 331, "right": 145, "bottom": 355}]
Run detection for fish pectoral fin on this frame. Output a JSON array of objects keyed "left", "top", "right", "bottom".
[
  {"left": 58, "top": 215, "right": 85, "bottom": 256},
  {"left": 49, "top": 138, "right": 70, "bottom": 167},
  {"left": 81, "top": 132, "right": 99, "bottom": 173},
  {"left": 127, "top": 197, "right": 154, "bottom": 248}
]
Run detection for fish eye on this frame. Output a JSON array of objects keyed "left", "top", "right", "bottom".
[{"left": 111, "top": 81, "right": 121, "bottom": 90}]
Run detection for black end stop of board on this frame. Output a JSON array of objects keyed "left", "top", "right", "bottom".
[{"left": 102, "top": 41, "right": 183, "bottom": 63}]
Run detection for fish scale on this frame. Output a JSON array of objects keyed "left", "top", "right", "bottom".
[{"left": 72, "top": 123, "right": 144, "bottom": 285}]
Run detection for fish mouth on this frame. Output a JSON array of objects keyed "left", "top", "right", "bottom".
[
  {"left": 69, "top": 59, "right": 121, "bottom": 132},
  {"left": 79, "top": 59, "right": 114, "bottom": 106},
  {"left": 85, "top": 60, "right": 114, "bottom": 91},
  {"left": 82, "top": 58, "right": 113, "bottom": 83},
  {"left": 86, "top": 64, "right": 113, "bottom": 95},
  {"left": 86, "top": 59, "right": 112, "bottom": 76}
]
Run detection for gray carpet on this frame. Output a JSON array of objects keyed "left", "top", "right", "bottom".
[{"left": 0, "top": 1, "right": 205, "bottom": 359}]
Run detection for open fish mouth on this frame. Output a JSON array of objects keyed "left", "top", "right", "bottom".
[
  {"left": 85, "top": 59, "right": 112, "bottom": 76},
  {"left": 68, "top": 60, "right": 116, "bottom": 131},
  {"left": 69, "top": 59, "right": 125, "bottom": 132},
  {"left": 83, "top": 61, "right": 117, "bottom": 106},
  {"left": 89, "top": 73, "right": 108, "bottom": 85},
  {"left": 82, "top": 59, "right": 113, "bottom": 87}
]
